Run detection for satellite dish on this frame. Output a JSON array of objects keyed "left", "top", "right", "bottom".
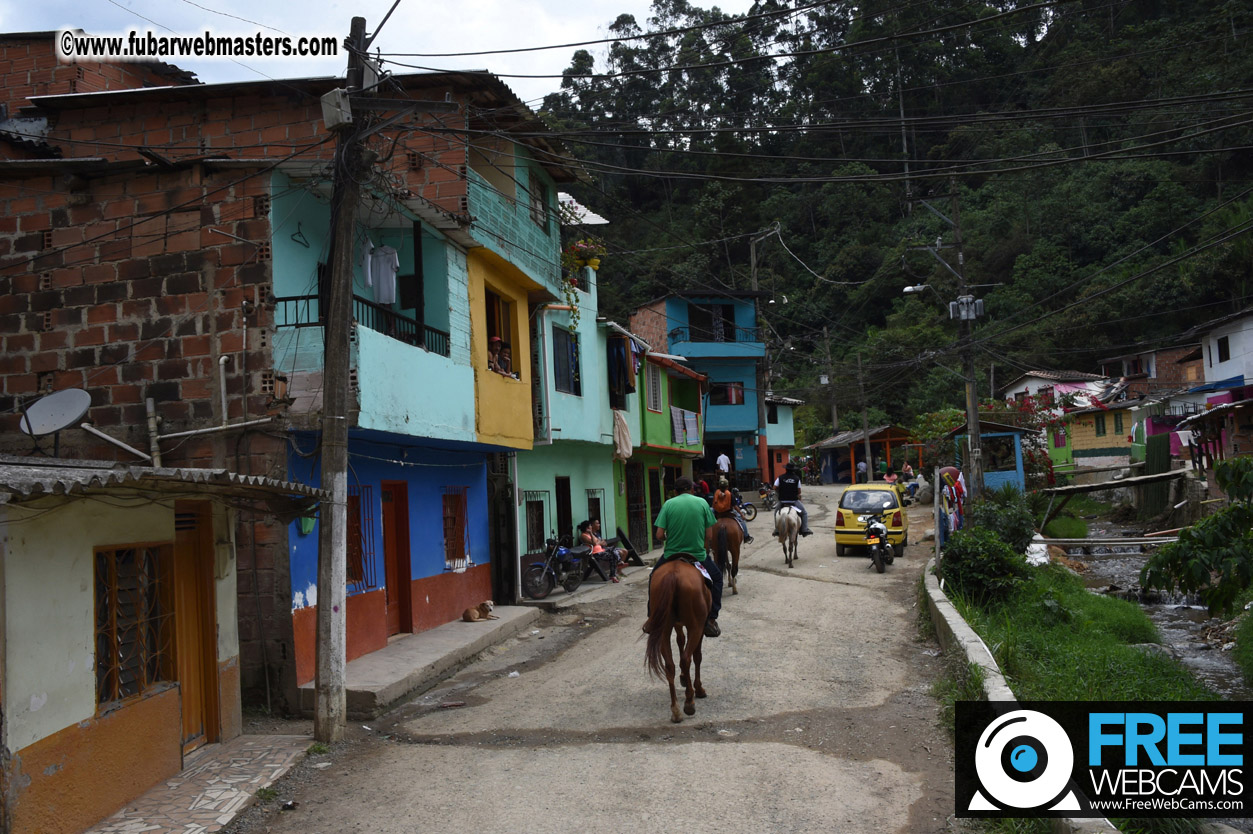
[
  {"left": 19, "top": 388, "right": 91, "bottom": 457},
  {"left": 19, "top": 388, "right": 91, "bottom": 436}
]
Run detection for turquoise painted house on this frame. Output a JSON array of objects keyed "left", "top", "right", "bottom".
[
  {"left": 268, "top": 75, "right": 581, "bottom": 697},
  {"left": 948, "top": 420, "right": 1033, "bottom": 492},
  {"left": 628, "top": 292, "right": 765, "bottom": 480},
  {"left": 512, "top": 261, "right": 619, "bottom": 571},
  {"left": 764, "top": 395, "right": 804, "bottom": 483}
]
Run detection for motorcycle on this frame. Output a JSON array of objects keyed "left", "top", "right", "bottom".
[
  {"left": 758, "top": 483, "right": 778, "bottom": 511},
  {"left": 522, "top": 535, "right": 591, "bottom": 599},
  {"left": 858, "top": 510, "right": 895, "bottom": 574},
  {"left": 732, "top": 487, "right": 757, "bottom": 521}
]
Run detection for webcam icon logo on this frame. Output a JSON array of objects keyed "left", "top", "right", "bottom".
[{"left": 969, "top": 709, "right": 1081, "bottom": 812}]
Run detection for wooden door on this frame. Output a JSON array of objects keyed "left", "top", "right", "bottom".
[
  {"left": 173, "top": 500, "right": 219, "bottom": 754},
  {"left": 381, "top": 482, "right": 412, "bottom": 636}
]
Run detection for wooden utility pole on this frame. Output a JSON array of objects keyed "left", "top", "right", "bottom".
[
  {"left": 950, "top": 176, "right": 983, "bottom": 497},
  {"left": 858, "top": 352, "right": 871, "bottom": 480},
  {"left": 315, "top": 15, "right": 368, "bottom": 744},
  {"left": 822, "top": 326, "right": 838, "bottom": 434}
]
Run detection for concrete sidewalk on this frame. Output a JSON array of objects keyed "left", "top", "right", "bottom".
[{"left": 295, "top": 564, "right": 650, "bottom": 719}]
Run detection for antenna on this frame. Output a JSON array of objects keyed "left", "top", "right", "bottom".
[{"left": 18, "top": 388, "right": 91, "bottom": 457}]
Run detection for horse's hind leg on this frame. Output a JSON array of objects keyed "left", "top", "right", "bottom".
[
  {"left": 680, "top": 639, "right": 697, "bottom": 716},
  {"left": 676, "top": 627, "right": 690, "bottom": 690},
  {"left": 662, "top": 638, "right": 680, "bottom": 723},
  {"left": 693, "top": 639, "right": 706, "bottom": 700}
]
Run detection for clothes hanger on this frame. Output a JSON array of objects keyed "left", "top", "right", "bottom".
[{"left": 290, "top": 222, "right": 310, "bottom": 248}]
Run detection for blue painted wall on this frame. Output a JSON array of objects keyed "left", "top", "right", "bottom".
[
  {"left": 700, "top": 360, "right": 760, "bottom": 435},
  {"left": 765, "top": 404, "right": 797, "bottom": 447},
  {"left": 538, "top": 269, "right": 614, "bottom": 444},
  {"left": 467, "top": 146, "right": 562, "bottom": 297},
  {"left": 287, "top": 435, "right": 489, "bottom": 611},
  {"left": 666, "top": 296, "right": 764, "bottom": 361}
]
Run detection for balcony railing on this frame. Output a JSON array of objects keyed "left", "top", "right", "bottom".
[
  {"left": 274, "top": 294, "right": 451, "bottom": 357},
  {"left": 668, "top": 325, "right": 760, "bottom": 344}
]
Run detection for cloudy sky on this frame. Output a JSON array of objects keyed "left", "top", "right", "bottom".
[{"left": 4, "top": 0, "right": 753, "bottom": 106}]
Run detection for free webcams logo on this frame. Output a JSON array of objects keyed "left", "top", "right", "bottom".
[
  {"left": 956, "top": 701, "right": 1250, "bottom": 819},
  {"left": 968, "top": 709, "right": 1081, "bottom": 812}
]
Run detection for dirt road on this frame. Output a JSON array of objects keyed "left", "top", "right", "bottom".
[{"left": 227, "top": 485, "right": 960, "bottom": 834}]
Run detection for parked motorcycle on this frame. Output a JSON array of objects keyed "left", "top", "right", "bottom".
[
  {"left": 858, "top": 510, "right": 895, "bottom": 574},
  {"left": 522, "top": 535, "right": 590, "bottom": 599},
  {"left": 758, "top": 483, "right": 778, "bottom": 511},
  {"left": 732, "top": 487, "right": 757, "bottom": 521}
]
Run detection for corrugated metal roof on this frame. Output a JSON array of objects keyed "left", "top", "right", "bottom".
[
  {"left": 1178, "top": 398, "right": 1253, "bottom": 429},
  {"left": 0, "top": 457, "right": 325, "bottom": 507}
]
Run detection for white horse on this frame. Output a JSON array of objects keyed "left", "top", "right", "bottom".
[{"left": 774, "top": 505, "right": 801, "bottom": 569}]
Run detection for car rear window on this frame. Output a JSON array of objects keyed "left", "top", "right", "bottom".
[{"left": 840, "top": 489, "right": 899, "bottom": 511}]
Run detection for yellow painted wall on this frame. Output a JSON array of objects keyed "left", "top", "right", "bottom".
[
  {"left": 468, "top": 248, "right": 536, "bottom": 449},
  {"left": 1069, "top": 413, "right": 1133, "bottom": 452}
]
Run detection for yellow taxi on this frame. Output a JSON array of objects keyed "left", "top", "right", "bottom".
[{"left": 834, "top": 484, "right": 908, "bottom": 557}]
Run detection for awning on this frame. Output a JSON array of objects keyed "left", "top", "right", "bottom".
[
  {"left": 1187, "top": 374, "right": 1244, "bottom": 394},
  {"left": 0, "top": 456, "right": 326, "bottom": 521}
]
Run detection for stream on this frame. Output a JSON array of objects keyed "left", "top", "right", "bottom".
[{"left": 1071, "top": 521, "right": 1252, "bottom": 702}]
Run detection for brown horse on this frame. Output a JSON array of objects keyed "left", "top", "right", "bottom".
[
  {"left": 707, "top": 516, "right": 743, "bottom": 595},
  {"left": 643, "top": 559, "right": 710, "bottom": 723}
]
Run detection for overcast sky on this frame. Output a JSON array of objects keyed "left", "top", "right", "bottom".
[{"left": 3, "top": 0, "right": 752, "bottom": 106}]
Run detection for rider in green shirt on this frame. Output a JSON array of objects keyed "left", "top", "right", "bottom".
[{"left": 653, "top": 476, "right": 723, "bottom": 636}]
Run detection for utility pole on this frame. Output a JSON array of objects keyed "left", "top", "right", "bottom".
[
  {"left": 750, "top": 230, "right": 770, "bottom": 482},
  {"left": 858, "top": 352, "right": 871, "bottom": 480},
  {"left": 315, "top": 15, "right": 368, "bottom": 744},
  {"left": 949, "top": 176, "right": 983, "bottom": 497},
  {"left": 822, "top": 326, "right": 838, "bottom": 434}
]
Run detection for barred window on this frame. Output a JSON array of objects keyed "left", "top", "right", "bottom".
[
  {"left": 442, "top": 486, "right": 469, "bottom": 571},
  {"left": 347, "top": 485, "right": 377, "bottom": 589},
  {"left": 646, "top": 364, "right": 662, "bottom": 412},
  {"left": 95, "top": 544, "right": 175, "bottom": 708},
  {"left": 524, "top": 490, "right": 550, "bottom": 553}
]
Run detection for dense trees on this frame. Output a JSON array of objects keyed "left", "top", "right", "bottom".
[{"left": 541, "top": 0, "right": 1253, "bottom": 442}]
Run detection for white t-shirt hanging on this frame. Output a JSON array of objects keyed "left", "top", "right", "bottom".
[
  {"left": 359, "top": 240, "right": 375, "bottom": 287},
  {"left": 371, "top": 245, "right": 400, "bottom": 305}
]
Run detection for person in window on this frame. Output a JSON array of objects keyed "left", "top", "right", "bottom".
[
  {"left": 773, "top": 461, "right": 813, "bottom": 536},
  {"left": 712, "top": 477, "right": 753, "bottom": 544},
  {"left": 487, "top": 336, "right": 504, "bottom": 374},
  {"left": 497, "top": 342, "right": 516, "bottom": 378}
]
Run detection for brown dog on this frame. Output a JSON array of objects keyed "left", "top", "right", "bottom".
[{"left": 461, "top": 600, "right": 498, "bottom": 622}]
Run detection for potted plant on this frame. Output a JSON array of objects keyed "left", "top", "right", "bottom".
[{"left": 564, "top": 238, "right": 607, "bottom": 271}]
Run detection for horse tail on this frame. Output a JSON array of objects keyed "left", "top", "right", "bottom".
[
  {"left": 644, "top": 567, "right": 678, "bottom": 680},
  {"left": 715, "top": 524, "right": 728, "bottom": 572}
]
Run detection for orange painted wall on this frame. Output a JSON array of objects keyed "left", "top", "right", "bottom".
[
  {"left": 293, "top": 589, "right": 388, "bottom": 686},
  {"left": 10, "top": 687, "right": 181, "bottom": 834},
  {"left": 410, "top": 565, "right": 492, "bottom": 632},
  {"left": 292, "top": 568, "right": 493, "bottom": 684}
]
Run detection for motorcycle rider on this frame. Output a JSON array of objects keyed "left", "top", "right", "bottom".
[
  {"left": 650, "top": 476, "right": 723, "bottom": 637},
  {"left": 773, "top": 461, "right": 813, "bottom": 536},
  {"left": 712, "top": 477, "right": 753, "bottom": 544}
]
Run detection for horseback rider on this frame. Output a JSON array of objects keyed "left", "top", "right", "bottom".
[
  {"left": 773, "top": 461, "right": 813, "bottom": 536},
  {"left": 651, "top": 475, "right": 724, "bottom": 637},
  {"left": 712, "top": 477, "right": 753, "bottom": 544}
]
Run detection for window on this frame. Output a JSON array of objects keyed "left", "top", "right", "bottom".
[
  {"left": 95, "top": 543, "right": 175, "bottom": 707},
  {"left": 646, "top": 363, "right": 662, "bottom": 412},
  {"left": 485, "top": 288, "right": 512, "bottom": 344},
  {"left": 709, "top": 382, "right": 745, "bottom": 406},
  {"left": 345, "top": 485, "right": 377, "bottom": 588},
  {"left": 523, "top": 491, "right": 550, "bottom": 554},
  {"left": 442, "top": 487, "right": 469, "bottom": 571},
  {"left": 1038, "top": 386, "right": 1054, "bottom": 406},
  {"left": 553, "top": 326, "right": 581, "bottom": 395},
  {"left": 1053, "top": 429, "right": 1066, "bottom": 448},
  {"left": 1114, "top": 413, "right": 1124, "bottom": 435},
  {"left": 767, "top": 403, "right": 778, "bottom": 424},
  {"left": 1094, "top": 415, "right": 1107, "bottom": 437},
  {"left": 586, "top": 488, "right": 604, "bottom": 527},
  {"left": 529, "top": 177, "right": 549, "bottom": 231},
  {"left": 1218, "top": 335, "right": 1231, "bottom": 363},
  {"left": 775, "top": 451, "right": 783, "bottom": 463},
  {"left": 687, "top": 303, "right": 736, "bottom": 342}
]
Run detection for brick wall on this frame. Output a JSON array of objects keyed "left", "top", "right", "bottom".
[
  {"left": 0, "top": 35, "right": 188, "bottom": 118},
  {"left": 628, "top": 300, "right": 669, "bottom": 353}
]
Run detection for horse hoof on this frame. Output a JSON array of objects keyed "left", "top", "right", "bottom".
[
  {"left": 671, "top": 713, "right": 682, "bottom": 724},
  {"left": 684, "top": 703, "right": 696, "bottom": 715},
  {"left": 731, "top": 587, "right": 738, "bottom": 595},
  {"left": 696, "top": 689, "right": 707, "bottom": 699}
]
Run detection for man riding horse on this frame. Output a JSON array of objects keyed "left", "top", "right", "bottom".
[
  {"left": 712, "top": 477, "right": 753, "bottom": 544},
  {"left": 649, "top": 476, "right": 724, "bottom": 637},
  {"left": 773, "top": 461, "right": 813, "bottom": 537}
]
